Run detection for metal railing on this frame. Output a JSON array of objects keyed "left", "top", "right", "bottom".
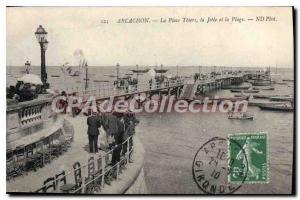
[
  {"left": 35, "top": 135, "right": 133, "bottom": 193},
  {"left": 59, "top": 72, "right": 248, "bottom": 98},
  {"left": 62, "top": 79, "right": 185, "bottom": 99}
]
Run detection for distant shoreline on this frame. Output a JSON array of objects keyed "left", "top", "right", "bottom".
[{"left": 6, "top": 65, "right": 294, "bottom": 69}]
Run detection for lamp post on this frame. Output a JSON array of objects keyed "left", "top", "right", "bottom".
[
  {"left": 25, "top": 61, "right": 31, "bottom": 74},
  {"left": 35, "top": 25, "right": 49, "bottom": 90},
  {"left": 116, "top": 63, "right": 120, "bottom": 80}
]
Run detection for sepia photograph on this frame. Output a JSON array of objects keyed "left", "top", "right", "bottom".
[{"left": 6, "top": 6, "right": 295, "bottom": 195}]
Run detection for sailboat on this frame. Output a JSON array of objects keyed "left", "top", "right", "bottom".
[
  {"left": 60, "top": 61, "right": 83, "bottom": 77},
  {"left": 155, "top": 64, "right": 168, "bottom": 73},
  {"left": 252, "top": 67, "right": 272, "bottom": 86},
  {"left": 131, "top": 68, "right": 150, "bottom": 73}
]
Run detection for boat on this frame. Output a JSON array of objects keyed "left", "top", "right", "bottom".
[
  {"left": 212, "top": 97, "right": 248, "bottom": 102},
  {"left": 93, "top": 80, "right": 109, "bottom": 83},
  {"left": 253, "top": 94, "right": 274, "bottom": 99},
  {"left": 230, "top": 89, "right": 260, "bottom": 93},
  {"left": 222, "top": 85, "right": 251, "bottom": 90},
  {"left": 252, "top": 80, "right": 272, "bottom": 86},
  {"left": 154, "top": 69, "right": 168, "bottom": 73},
  {"left": 258, "top": 103, "right": 294, "bottom": 112},
  {"left": 275, "top": 82, "right": 288, "bottom": 85},
  {"left": 61, "top": 65, "right": 81, "bottom": 77},
  {"left": 270, "top": 96, "right": 293, "bottom": 102},
  {"left": 252, "top": 86, "right": 274, "bottom": 90},
  {"left": 104, "top": 74, "right": 117, "bottom": 78},
  {"left": 282, "top": 79, "right": 294, "bottom": 82},
  {"left": 248, "top": 101, "right": 287, "bottom": 107},
  {"left": 131, "top": 69, "right": 150, "bottom": 73},
  {"left": 228, "top": 112, "right": 254, "bottom": 120}
]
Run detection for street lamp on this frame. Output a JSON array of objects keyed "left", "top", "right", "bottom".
[
  {"left": 25, "top": 61, "right": 31, "bottom": 74},
  {"left": 116, "top": 63, "right": 120, "bottom": 80},
  {"left": 35, "top": 25, "right": 49, "bottom": 90}
]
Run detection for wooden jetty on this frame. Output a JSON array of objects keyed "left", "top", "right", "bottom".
[{"left": 60, "top": 71, "right": 254, "bottom": 102}]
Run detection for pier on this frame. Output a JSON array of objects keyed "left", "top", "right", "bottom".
[{"left": 61, "top": 71, "right": 250, "bottom": 101}]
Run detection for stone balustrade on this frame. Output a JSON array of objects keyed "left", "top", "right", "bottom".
[{"left": 6, "top": 94, "right": 57, "bottom": 149}]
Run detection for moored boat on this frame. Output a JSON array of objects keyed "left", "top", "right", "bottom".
[
  {"left": 154, "top": 69, "right": 168, "bottom": 73},
  {"left": 282, "top": 79, "right": 294, "bottom": 82},
  {"left": 222, "top": 85, "right": 251, "bottom": 90},
  {"left": 93, "top": 80, "right": 109, "bottom": 83},
  {"left": 253, "top": 94, "right": 274, "bottom": 99},
  {"left": 275, "top": 82, "right": 288, "bottom": 85},
  {"left": 131, "top": 69, "right": 150, "bottom": 73},
  {"left": 252, "top": 86, "right": 274, "bottom": 90},
  {"left": 252, "top": 80, "right": 272, "bottom": 86},
  {"left": 270, "top": 96, "right": 293, "bottom": 102},
  {"left": 258, "top": 103, "right": 294, "bottom": 112},
  {"left": 230, "top": 89, "right": 260, "bottom": 93},
  {"left": 228, "top": 112, "right": 254, "bottom": 120}
]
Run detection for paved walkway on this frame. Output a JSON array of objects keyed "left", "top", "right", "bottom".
[{"left": 7, "top": 115, "right": 145, "bottom": 194}]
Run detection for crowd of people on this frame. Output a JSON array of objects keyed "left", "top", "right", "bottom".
[
  {"left": 6, "top": 81, "right": 41, "bottom": 102},
  {"left": 87, "top": 111, "right": 139, "bottom": 166}
]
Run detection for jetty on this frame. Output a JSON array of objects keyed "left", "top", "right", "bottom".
[{"left": 60, "top": 71, "right": 251, "bottom": 102}]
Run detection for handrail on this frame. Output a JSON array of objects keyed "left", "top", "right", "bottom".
[
  {"left": 57, "top": 71, "right": 250, "bottom": 99},
  {"left": 35, "top": 135, "right": 133, "bottom": 193}
]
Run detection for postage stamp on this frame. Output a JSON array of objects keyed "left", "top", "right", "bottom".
[
  {"left": 228, "top": 132, "right": 269, "bottom": 184},
  {"left": 192, "top": 137, "right": 248, "bottom": 194}
]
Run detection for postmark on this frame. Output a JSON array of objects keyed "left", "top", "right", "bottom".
[
  {"left": 192, "top": 137, "right": 248, "bottom": 194},
  {"left": 228, "top": 132, "right": 269, "bottom": 184}
]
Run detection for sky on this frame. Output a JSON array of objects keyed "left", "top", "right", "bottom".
[{"left": 6, "top": 7, "right": 294, "bottom": 68}]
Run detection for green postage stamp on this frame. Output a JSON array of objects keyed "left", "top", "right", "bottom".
[{"left": 228, "top": 132, "right": 269, "bottom": 184}]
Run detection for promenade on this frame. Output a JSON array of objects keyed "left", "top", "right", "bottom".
[{"left": 7, "top": 115, "right": 146, "bottom": 194}]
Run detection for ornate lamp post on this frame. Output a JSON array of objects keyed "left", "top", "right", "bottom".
[{"left": 35, "top": 25, "right": 49, "bottom": 90}]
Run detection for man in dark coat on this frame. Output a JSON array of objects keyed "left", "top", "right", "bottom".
[
  {"left": 87, "top": 112, "right": 102, "bottom": 153},
  {"left": 102, "top": 113, "right": 125, "bottom": 165},
  {"left": 122, "top": 112, "right": 139, "bottom": 162}
]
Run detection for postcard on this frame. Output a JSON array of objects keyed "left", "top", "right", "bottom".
[{"left": 6, "top": 6, "right": 295, "bottom": 195}]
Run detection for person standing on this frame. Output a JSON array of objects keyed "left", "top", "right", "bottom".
[
  {"left": 87, "top": 112, "right": 101, "bottom": 153},
  {"left": 102, "top": 113, "right": 125, "bottom": 165},
  {"left": 124, "top": 112, "right": 139, "bottom": 162}
]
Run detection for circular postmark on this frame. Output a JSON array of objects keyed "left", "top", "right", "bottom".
[{"left": 192, "top": 137, "right": 248, "bottom": 194}]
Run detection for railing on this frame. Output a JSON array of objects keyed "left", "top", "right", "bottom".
[
  {"left": 58, "top": 72, "right": 248, "bottom": 98},
  {"left": 7, "top": 97, "right": 57, "bottom": 147},
  {"left": 62, "top": 79, "right": 185, "bottom": 99},
  {"left": 19, "top": 105, "right": 43, "bottom": 128},
  {"left": 35, "top": 135, "right": 134, "bottom": 194}
]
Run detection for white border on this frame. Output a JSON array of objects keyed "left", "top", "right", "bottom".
[{"left": 2, "top": 1, "right": 298, "bottom": 199}]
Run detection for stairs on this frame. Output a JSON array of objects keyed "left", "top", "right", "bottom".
[{"left": 179, "top": 83, "right": 197, "bottom": 100}]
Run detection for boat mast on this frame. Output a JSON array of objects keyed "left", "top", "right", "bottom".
[
  {"left": 136, "top": 64, "right": 139, "bottom": 83},
  {"left": 85, "top": 63, "right": 88, "bottom": 91},
  {"left": 160, "top": 64, "right": 163, "bottom": 79}
]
